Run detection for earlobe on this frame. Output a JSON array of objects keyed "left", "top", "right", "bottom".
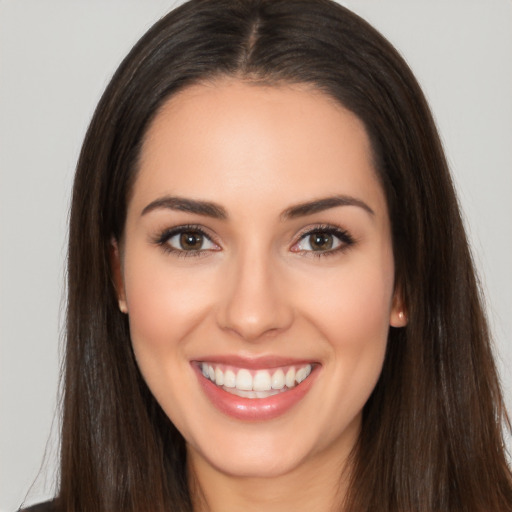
[
  {"left": 390, "top": 291, "right": 407, "bottom": 327},
  {"left": 118, "top": 299, "right": 128, "bottom": 314},
  {"left": 110, "top": 239, "right": 128, "bottom": 314}
]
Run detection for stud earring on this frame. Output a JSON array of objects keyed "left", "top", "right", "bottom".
[{"left": 119, "top": 301, "right": 128, "bottom": 314}]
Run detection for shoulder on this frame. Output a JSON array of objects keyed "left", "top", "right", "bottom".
[{"left": 18, "top": 501, "right": 59, "bottom": 512}]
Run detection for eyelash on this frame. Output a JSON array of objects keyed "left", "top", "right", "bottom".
[
  {"left": 152, "top": 224, "right": 217, "bottom": 258},
  {"left": 152, "top": 223, "right": 355, "bottom": 258},
  {"left": 292, "top": 224, "right": 355, "bottom": 258}
]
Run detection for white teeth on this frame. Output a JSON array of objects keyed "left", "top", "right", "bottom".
[
  {"left": 224, "top": 369, "right": 236, "bottom": 388},
  {"left": 200, "top": 363, "right": 314, "bottom": 396},
  {"left": 215, "top": 367, "right": 224, "bottom": 386},
  {"left": 285, "top": 367, "right": 296, "bottom": 388},
  {"left": 236, "top": 369, "right": 253, "bottom": 391},
  {"left": 271, "top": 368, "right": 285, "bottom": 390},
  {"left": 253, "top": 370, "right": 272, "bottom": 391},
  {"left": 226, "top": 388, "right": 283, "bottom": 398},
  {"left": 255, "top": 390, "right": 275, "bottom": 398},
  {"left": 296, "top": 366, "right": 310, "bottom": 384}
]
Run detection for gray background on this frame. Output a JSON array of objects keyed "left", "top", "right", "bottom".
[{"left": 1, "top": 1, "right": 511, "bottom": 510}]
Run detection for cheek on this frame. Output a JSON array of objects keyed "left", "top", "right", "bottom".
[
  {"left": 122, "top": 253, "right": 214, "bottom": 356},
  {"left": 121, "top": 253, "right": 218, "bottom": 427},
  {"left": 295, "top": 255, "right": 393, "bottom": 416},
  {"left": 300, "top": 256, "right": 394, "bottom": 346},
  {"left": 312, "top": 272, "right": 391, "bottom": 384}
]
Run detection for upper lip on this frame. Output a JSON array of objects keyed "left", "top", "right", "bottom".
[{"left": 191, "top": 354, "right": 318, "bottom": 370}]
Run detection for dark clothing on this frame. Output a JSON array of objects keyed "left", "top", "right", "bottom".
[{"left": 19, "top": 501, "right": 57, "bottom": 512}]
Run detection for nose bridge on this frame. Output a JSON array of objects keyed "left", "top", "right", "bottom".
[{"left": 217, "top": 241, "right": 293, "bottom": 341}]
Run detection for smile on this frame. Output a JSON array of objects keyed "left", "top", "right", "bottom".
[
  {"left": 193, "top": 359, "right": 318, "bottom": 421},
  {"left": 199, "top": 362, "right": 313, "bottom": 399}
]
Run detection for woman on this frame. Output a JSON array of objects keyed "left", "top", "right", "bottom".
[{"left": 22, "top": 0, "right": 512, "bottom": 510}]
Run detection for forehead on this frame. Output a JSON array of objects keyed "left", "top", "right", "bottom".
[{"left": 133, "top": 79, "right": 386, "bottom": 219}]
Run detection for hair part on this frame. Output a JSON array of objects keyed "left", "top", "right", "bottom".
[{"left": 61, "top": 1, "right": 512, "bottom": 510}]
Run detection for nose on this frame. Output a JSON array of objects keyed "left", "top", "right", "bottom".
[{"left": 216, "top": 249, "right": 294, "bottom": 342}]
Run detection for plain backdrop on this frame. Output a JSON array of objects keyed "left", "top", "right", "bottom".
[{"left": 1, "top": 1, "right": 511, "bottom": 510}]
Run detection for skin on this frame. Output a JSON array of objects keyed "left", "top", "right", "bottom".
[{"left": 112, "top": 79, "right": 406, "bottom": 512}]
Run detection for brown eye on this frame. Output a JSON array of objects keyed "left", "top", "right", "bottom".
[
  {"left": 180, "top": 232, "right": 204, "bottom": 250},
  {"left": 162, "top": 228, "right": 218, "bottom": 253},
  {"left": 292, "top": 227, "right": 354, "bottom": 255},
  {"left": 308, "top": 233, "right": 334, "bottom": 251}
]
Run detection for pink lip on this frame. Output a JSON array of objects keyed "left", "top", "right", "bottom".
[{"left": 192, "top": 360, "right": 318, "bottom": 421}]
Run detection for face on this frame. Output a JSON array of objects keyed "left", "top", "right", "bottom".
[{"left": 113, "top": 79, "right": 405, "bottom": 481}]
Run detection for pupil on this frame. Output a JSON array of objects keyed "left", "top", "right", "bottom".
[
  {"left": 311, "top": 233, "right": 332, "bottom": 250},
  {"left": 180, "top": 232, "right": 202, "bottom": 250}
]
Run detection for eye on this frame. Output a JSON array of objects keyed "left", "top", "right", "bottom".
[
  {"left": 291, "top": 226, "right": 354, "bottom": 255},
  {"left": 299, "top": 232, "right": 340, "bottom": 251},
  {"left": 168, "top": 231, "right": 216, "bottom": 251},
  {"left": 154, "top": 226, "right": 220, "bottom": 255}
]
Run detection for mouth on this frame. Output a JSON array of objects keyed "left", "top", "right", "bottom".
[
  {"left": 198, "top": 362, "right": 313, "bottom": 399},
  {"left": 192, "top": 359, "right": 319, "bottom": 421}
]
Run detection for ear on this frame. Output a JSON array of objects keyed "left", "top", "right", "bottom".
[
  {"left": 110, "top": 238, "right": 128, "bottom": 314},
  {"left": 389, "top": 287, "right": 407, "bottom": 327}
]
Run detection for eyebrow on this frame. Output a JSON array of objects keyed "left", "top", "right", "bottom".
[
  {"left": 281, "top": 195, "right": 375, "bottom": 219},
  {"left": 141, "top": 196, "right": 228, "bottom": 219},
  {"left": 141, "top": 194, "right": 374, "bottom": 220}
]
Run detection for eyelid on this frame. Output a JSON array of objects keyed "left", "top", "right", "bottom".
[
  {"left": 152, "top": 224, "right": 222, "bottom": 256},
  {"left": 290, "top": 223, "right": 355, "bottom": 256},
  {"left": 151, "top": 222, "right": 354, "bottom": 258}
]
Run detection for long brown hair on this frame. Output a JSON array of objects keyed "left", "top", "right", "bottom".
[{"left": 61, "top": 0, "right": 512, "bottom": 510}]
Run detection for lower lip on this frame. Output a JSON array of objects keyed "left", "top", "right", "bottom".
[{"left": 193, "top": 364, "right": 317, "bottom": 421}]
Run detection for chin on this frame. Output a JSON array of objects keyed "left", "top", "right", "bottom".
[{"left": 190, "top": 438, "right": 308, "bottom": 479}]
